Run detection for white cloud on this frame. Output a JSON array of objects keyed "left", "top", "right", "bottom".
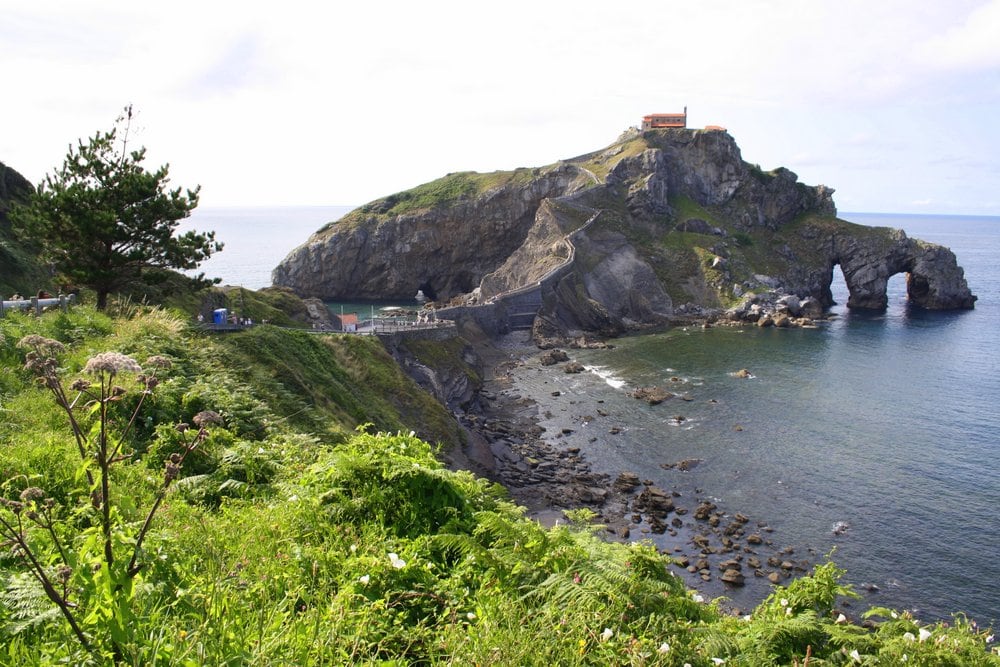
[
  {"left": 917, "top": 0, "right": 1000, "bottom": 70},
  {"left": 1, "top": 0, "right": 998, "bottom": 213}
]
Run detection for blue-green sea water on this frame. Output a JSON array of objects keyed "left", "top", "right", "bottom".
[
  {"left": 181, "top": 207, "right": 998, "bottom": 627},
  {"left": 179, "top": 205, "right": 356, "bottom": 289},
  {"left": 517, "top": 212, "right": 999, "bottom": 626}
]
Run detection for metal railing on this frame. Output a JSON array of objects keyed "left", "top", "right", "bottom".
[{"left": 1, "top": 294, "right": 76, "bottom": 317}]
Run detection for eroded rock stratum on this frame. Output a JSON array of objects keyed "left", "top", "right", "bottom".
[{"left": 273, "top": 127, "right": 975, "bottom": 336}]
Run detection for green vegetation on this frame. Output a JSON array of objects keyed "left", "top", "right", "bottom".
[
  {"left": 0, "top": 162, "right": 49, "bottom": 296},
  {"left": 0, "top": 307, "right": 996, "bottom": 665},
  {"left": 9, "top": 107, "right": 221, "bottom": 310},
  {"left": 572, "top": 134, "right": 650, "bottom": 182},
  {"left": 325, "top": 168, "right": 543, "bottom": 230}
]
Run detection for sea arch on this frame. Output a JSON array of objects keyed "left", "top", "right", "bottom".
[{"left": 825, "top": 234, "right": 975, "bottom": 311}]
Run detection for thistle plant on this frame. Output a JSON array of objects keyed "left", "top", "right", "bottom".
[{"left": 0, "top": 335, "right": 218, "bottom": 658}]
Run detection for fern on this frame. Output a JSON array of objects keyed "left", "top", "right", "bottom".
[{"left": 1, "top": 572, "right": 62, "bottom": 636}]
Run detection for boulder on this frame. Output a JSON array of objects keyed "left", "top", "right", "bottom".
[
  {"left": 721, "top": 569, "right": 745, "bottom": 586},
  {"left": 540, "top": 349, "right": 569, "bottom": 366},
  {"left": 634, "top": 485, "right": 675, "bottom": 515},
  {"left": 776, "top": 294, "right": 801, "bottom": 316},
  {"left": 613, "top": 471, "right": 642, "bottom": 493},
  {"left": 630, "top": 386, "right": 673, "bottom": 405}
]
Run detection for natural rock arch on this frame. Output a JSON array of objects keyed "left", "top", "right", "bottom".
[{"left": 827, "top": 232, "right": 975, "bottom": 311}]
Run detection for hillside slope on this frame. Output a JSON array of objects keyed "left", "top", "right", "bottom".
[{"left": 0, "top": 160, "right": 49, "bottom": 295}]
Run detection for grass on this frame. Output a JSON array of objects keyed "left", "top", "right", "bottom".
[
  {"left": 0, "top": 306, "right": 996, "bottom": 666},
  {"left": 569, "top": 133, "right": 651, "bottom": 182},
  {"left": 325, "top": 168, "right": 545, "bottom": 229}
]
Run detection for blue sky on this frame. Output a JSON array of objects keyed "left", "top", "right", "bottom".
[{"left": 2, "top": 0, "right": 999, "bottom": 215}]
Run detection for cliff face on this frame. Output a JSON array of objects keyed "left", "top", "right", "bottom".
[
  {"left": 605, "top": 129, "right": 836, "bottom": 228},
  {"left": 0, "top": 161, "right": 46, "bottom": 294},
  {"left": 272, "top": 128, "right": 975, "bottom": 336},
  {"left": 272, "top": 165, "right": 594, "bottom": 301}
]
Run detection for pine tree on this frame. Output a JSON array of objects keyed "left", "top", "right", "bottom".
[{"left": 11, "top": 105, "right": 221, "bottom": 310}]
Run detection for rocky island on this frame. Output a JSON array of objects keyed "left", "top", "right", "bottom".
[
  {"left": 273, "top": 125, "right": 975, "bottom": 343},
  {"left": 269, "top": 124, "right": 982, "bottom": 611}
]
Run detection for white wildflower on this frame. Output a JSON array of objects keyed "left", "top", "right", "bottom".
[
  {"left": 83, "top": 351, "right": 141, "bottom": 376},
  {"left": 902, "top": 654, "right": 908, "bottom": 662},
  {"left": 600, "top": 627, "right": 614, "bottom": 642},
  {"left": 349, "top": 544, "right": 358, "bottom": 553},
  {"left": 786, "top": 607, "right": 793, "bottom": 616},
  {"left": 891, "top": 611, "right": 898, "bottom": 619},
  {"left": 742, "top": 614, "right": 752, "bottom": 622},
  {"left": 918, "top": 628, "right": 932, "bottom": 642},
  {"left": 711, "top": 658, "right": 725, "bottom": 665},
  {"left": 986, "top": 634, "right": 994, "bottom": 643},
  {"left": 780, "top": 598, "right": 789, "bottom": 607},
  {"left": 657, "top": 642, "right": 670, "bottom": 653},
  {"left": 850, "top": 649, "right": 861, "bottom": 663},
  {"left": 388, "top": 552, "right": 406, "bottom": 569},
  {"left": 836, "top": 613, "right": 847, "bottom": 624},
  {"left": 903, "top": 632, "right": 916, "bottom": 642},
  {"left": 692, "top": 594, "right": 705, "bottom": 603},
  {"left": 358, "top": 575, "right": 370, "bottom": 585},
  {"left": 466, "top": 612, "right": 476, "bottom": 621}
]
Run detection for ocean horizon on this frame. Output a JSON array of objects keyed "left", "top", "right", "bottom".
[{"left": 179, "top": 207, "right": 999, "bottom": 627}]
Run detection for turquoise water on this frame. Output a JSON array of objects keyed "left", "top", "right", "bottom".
[{"left": 520, "top": 213, "right": 999, "bottom": 626}]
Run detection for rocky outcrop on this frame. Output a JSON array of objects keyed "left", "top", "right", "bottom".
[
  {"left": 273, "top": 165, "right": 593, "bottom": 301},
  {"left": 606, "top": 131, "right": 836, "bottom": 229},
  {"left": 725, "top": 221, "right": 976, "bottom": 319},
  {"left": 0, "top": 161, "right": 33, "bottom": 226},
  {"left": 273, "top": 128, "right": 975, "bottom": 339},
  {"left": 0, "top": 161, "right": 46, "bottom": 294}
]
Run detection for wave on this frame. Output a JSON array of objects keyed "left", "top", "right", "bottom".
[{"left": 585, "top": 364, "right": 627, "bottom": 389}]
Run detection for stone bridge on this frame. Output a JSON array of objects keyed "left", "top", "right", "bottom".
[{"left": 820, "top": 232, "right": 975, "bottom": 310}]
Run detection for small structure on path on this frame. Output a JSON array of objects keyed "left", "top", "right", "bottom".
[{"left": 337, "top": 312, "right": 359, "bottom": 332}]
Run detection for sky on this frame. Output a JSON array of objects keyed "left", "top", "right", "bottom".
[{"left": 3, "top": 0, "right": 999, "bottom": 215}]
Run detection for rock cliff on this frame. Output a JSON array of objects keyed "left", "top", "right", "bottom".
[
  {"left": 273, "top": 128, "right": 975, "bottom": 337},
  {"left": 272, "top": 165, "right": 594, "bottom": 301},
  {"left": 0, "top": 160, "right": 47, "bottom": 294}
]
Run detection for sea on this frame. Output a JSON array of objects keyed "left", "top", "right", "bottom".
[
  {"left": 178, "top": 206, "right": 358, "bottom": 290},
  {"left": 179, "top": 207, "right": 999, "bottom": 628}
]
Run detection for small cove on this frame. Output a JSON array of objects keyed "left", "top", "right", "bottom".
[{"left": 508, "top": 213, "right": 999, "bottom": 625}]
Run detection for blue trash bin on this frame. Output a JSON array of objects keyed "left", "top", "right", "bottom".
[{"left": 213, "top": 308, "right": 228, "bottom": 324}]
